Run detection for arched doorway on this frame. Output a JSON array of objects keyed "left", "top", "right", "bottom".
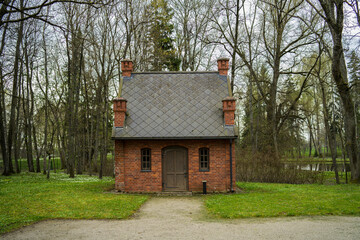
[{"left": 162, "top": 146, "right": 188, "bottom": 191}]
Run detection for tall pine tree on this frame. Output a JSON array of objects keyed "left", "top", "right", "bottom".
[
  {"left": 144, "top": 0, "right": 180, "bottom": 71},
  {"left": 348, "top": 50, "right": 360, "bottom": 139}
]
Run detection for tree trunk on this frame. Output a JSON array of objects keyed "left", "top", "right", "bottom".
[
  {"left": 318, "top": 70, "right": 339, "bottom": 184},
  {"left": 318, "top": 0, "right": 360, "bottom": 182},
  {"left": 230, "top": 0, "right": 240, "bottom": 93},
  {"left": 14, "top": 103, "right": 21, "bottom": 173},
  {"left": 43, "top": 22, "right": 49, "bottom": 177},
  {"left": 7, "top": 4, "right": 25, "bottom": 174},
  {"left": 314, "top": 92, "right": 322, "bottom": 157},
  {"left": 309, "top": 122, "right": 312, "bottom": 157},
  {"left": 13, "top": 66, "right": 22, "bottom": 173},
  {"left": 24, "top": 38, "right": 34, "bottom": 173},
  {"left": 0, "top": 11, "right": 10, "bottom": 175},
  {"left": 339, "top": 129, "right": 348, "bottom": 183},
  {"left": 32, "top": 123, "right": 41, "bottom": 173},
  {"left": 0, "top": 68, "right": 8, "bottom": 174}
]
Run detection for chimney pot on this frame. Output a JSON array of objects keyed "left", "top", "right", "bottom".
[
  {"left": 113, "top": 97, "right": 127, "bottom": 127},
  {"left": 222, "top": 97, "right": 236, "bottom": 125},
  {"left": 121, "top": 59, "right": 133, "bottom": 77},
  {"left": 217, "top": 58, "right": 230, "bottom": 76}
]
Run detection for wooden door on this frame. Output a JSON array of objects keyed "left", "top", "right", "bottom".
[{"left": 162, "top": 147, "right": 188, "bottom": 191}]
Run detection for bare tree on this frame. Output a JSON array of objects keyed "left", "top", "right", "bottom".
[
  {"left": 307, "top": 0, "right": 360, "bottom": 182},
  {"left": 210, "top": 0, "right": 319, "bottom": 158},
  {"left": 0, "top": 0, "right": 105, "bottom": 27},
  {"left": 171, "top": 0, "right": 214, "bottom": 71},
  {"left": 346, "top": 0, "right": 360, "bottom": 27},
  {"left": 5, "top": 0, "right": 25, "bottom": 175},
  {"left": 62, "top": 2, "right": 87, "bottom": 177},
  {"left": 314, "top": 44, "right": 340, "bottom": 183},
  {"left": 0, "top": 16, "right": 11, "bottom": 174}
]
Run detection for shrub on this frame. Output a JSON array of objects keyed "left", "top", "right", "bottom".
[{"left": 236, "top": 147, "right": 324, "bottom": 184}]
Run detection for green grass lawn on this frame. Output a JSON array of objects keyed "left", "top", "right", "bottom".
[
  {"left": 205, "top": 182, "right": 360, "bottom": 218},
  {"left": 7, "top": 154, "right": 114, "bottom": 173},
  {"left": 2, "top": 172, "right": 359, "bottom": 234},
  {"left": 5, "top": 157, "right": 62, "bottom": 172},
  {"left": 0, "top": 172, "right": 148, "bottom": 234}
]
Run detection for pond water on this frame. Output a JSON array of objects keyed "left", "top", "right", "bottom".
[{"left": 285, "top": 163, "right": 350, "bottom": 172}]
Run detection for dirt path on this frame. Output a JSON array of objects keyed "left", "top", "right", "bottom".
[{"left": 2, "top": 197, "right": 360, "bottom": 240}]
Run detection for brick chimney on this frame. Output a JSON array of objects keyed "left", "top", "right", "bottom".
[
  {"left": 222, "top": 97, "right": 236, "bottom": 125},
  {"left": 113, "top": 97, "right": 127, "bottom": 127},
  {"left": 217, "top": 58, "right": 229, "bottom": 76},
  {"left": 121, "top": 59, "right": 133, "bottom": 77}
]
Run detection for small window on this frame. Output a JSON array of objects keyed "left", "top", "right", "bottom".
[
  {"left": 199, "top": 148, "right": 209, "bottom": 171},
  {"left": 141, "top": 148, "right": 151, "bottom": 171}
]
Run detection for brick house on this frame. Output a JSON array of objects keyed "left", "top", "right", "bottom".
[{"left": 112, "top": 58, "right": 237, "bottom": 192}]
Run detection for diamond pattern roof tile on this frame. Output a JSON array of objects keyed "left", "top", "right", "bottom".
[{"left": 112, "top": 72, "right": 236, "bottom": 139}]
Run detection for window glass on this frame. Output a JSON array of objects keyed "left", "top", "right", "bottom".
[
  {"left": 199, "top": 148, "right": 209, "bottom": 171},
  {"left": 141, "top": 148, "right": 151, "bottom": 171}
]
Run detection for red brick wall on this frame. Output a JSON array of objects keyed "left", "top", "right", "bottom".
[{"left": 114, "top": 139, "right": 236, "bottom": 192}]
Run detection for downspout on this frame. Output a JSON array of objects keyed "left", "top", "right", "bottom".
[{"left": 230, "top": 139, "right": 234, "bottom": 192}]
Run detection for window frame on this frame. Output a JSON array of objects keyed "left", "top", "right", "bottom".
[
  {"left": 141, "top": 148, "right": 151, "bottom": 172},
  {"left": 199, "top": 147, "right": 210, "bottom": 172}
]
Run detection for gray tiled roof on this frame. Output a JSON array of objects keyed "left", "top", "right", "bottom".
[{"left": 112, "top": 72, "right": 236, "bottom": 139}]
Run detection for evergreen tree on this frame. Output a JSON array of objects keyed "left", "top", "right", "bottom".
[
  {"left": 145, "top": 0, "right": 180, "bottom": 71},
  {"left": 348, "top": 50, "right": 360, "bottom": 139},
  {"left": 348, "top": 50, "right": 360, "bottom": 96}
]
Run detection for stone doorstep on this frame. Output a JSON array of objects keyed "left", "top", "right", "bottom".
[
  {"left": 107, "top": 189, "right": 236, "bottom": 195},
  {"left": 107, "top": 189, "right": 238, "bottom": 195},
  {"left": 105, "top": 189, "right": 193, "bottom": 196},
  {"left": 156, "top": 191, "right": 193, "bottom": 196}
]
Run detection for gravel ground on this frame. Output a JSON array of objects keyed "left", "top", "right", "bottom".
[{"left": 2, "top": 197, "right": 360, "bottom": 240}]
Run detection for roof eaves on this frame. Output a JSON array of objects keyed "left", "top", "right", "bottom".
[
  {"left": 111, "top": 136, "right": 237, "bottom": 140},
  {"left": 132, "top": 71, "right": 219, "bottom": 74}
]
